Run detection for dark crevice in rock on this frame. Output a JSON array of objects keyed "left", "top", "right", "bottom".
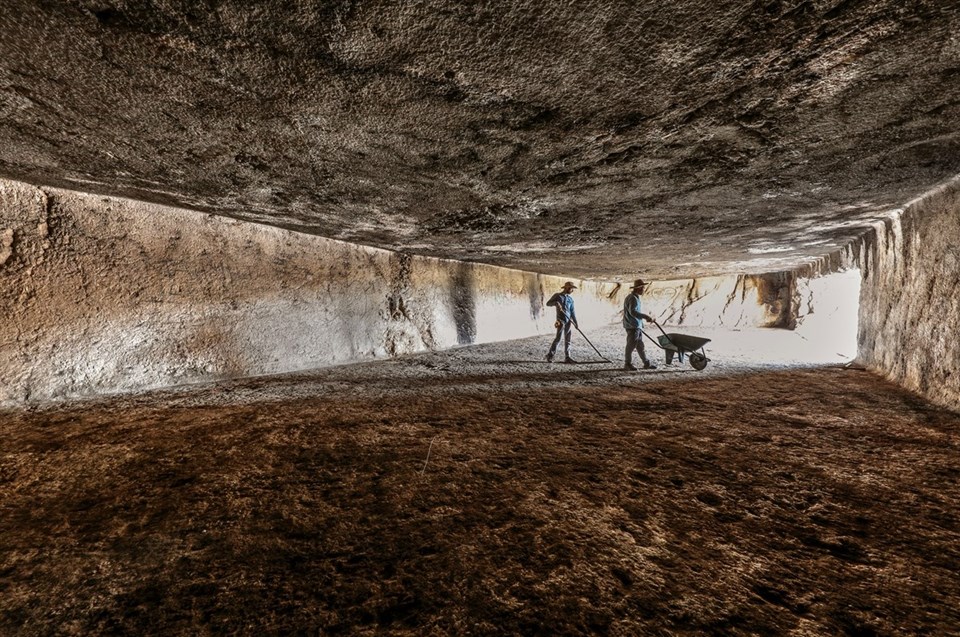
[{"left": 450, "top": 262, "right": 476, "bottom": 346}]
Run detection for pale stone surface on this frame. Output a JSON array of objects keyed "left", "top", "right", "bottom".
[
  {"left": 856, "top": 179, "right": 960, "bottom": 410},
  {"left": 644, "top": 274, "right": 796, "bottom": 329},
  {"left": 793, "top": 269, "right": 861, "bottom": 362}
]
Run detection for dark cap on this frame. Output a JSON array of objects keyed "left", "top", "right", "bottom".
[
  {"left": 631, "top": 279, "right": 647, "bottom": 289},
  {"left": 561, "top": 281, "right": 577, "bottom": 289}
]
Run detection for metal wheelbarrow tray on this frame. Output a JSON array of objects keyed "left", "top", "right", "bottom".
[{"left": 655, "top": 331, "right": 712, "bottom": 370}]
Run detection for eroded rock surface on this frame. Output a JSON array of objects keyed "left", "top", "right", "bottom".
[
  {"left": 2, "top": 1, "right": 959, "bottom": 278},
  {"left": 857, "top": 178, "right": 960, "bottom": 410}
]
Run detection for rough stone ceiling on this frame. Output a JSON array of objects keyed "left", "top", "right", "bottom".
[{"left": 1, "top": 1, "right": 959, "bottom": 279}]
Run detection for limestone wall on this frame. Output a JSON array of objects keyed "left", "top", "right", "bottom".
[
  {"left": 1, "top": 178, "right": 636, "bottom": 405},
  {"left": 855, "top": 179, "right": 960, "bottom": 410},
  {"left": 1, "top": 177, "right": 803, "bottom": 405},
  {"left": 641, "top": 273, "right": 798, "bottom": 329}
]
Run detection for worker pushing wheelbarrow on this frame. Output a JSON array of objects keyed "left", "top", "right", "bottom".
[{"left": 624, "top": 278, "right": 712, "bottom": 371}]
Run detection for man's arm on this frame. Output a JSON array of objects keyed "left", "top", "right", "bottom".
[{"left": 546, "top": 293, "right": 560, "bottom": 307}]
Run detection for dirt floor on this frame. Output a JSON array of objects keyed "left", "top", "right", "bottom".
[{"left": 2, "top": 326, "right": 959, "bottom": 636}]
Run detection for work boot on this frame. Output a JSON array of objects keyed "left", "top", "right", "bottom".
[
  {"left": 624, "top": 363, "right": 638, "bottom": 371},
  {"left": 563, "top": 356, "right": 577, "bottom": 364},
  {"left": 643, "top": 361, "right": 657, "bottom": 370},
  {"left": 546, "top": 353, "right": 554, "bottom": 363}
]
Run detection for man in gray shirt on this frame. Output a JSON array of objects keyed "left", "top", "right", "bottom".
[{"left": 623, "top": 278, "right": 657, "bottom": 371}]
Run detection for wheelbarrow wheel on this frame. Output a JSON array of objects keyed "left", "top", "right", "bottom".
[{"left": 689, "top": 353, "right": 708, "bottom": 371}]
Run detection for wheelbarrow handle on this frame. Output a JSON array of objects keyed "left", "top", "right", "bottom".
[
  {"left": 641, "top": 330, "right": 663, "bottom": 348},
  {"left": 650, "top": 319, "right": 678, "bottom": 349}
]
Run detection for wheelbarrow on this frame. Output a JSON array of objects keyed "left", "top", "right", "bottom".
[{"left": 643, "top": 323, "right": 712, "bottom": 370}]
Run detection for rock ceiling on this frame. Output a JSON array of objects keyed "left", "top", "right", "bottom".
[{"left": 1, "top": 1, "right": 959, "bottom": 279}]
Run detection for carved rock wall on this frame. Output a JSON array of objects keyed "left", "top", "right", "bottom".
[
  {"left": 1, "top": 177, "right": 807, "bottom": 405},
  {"left": 641, "top": 274, "right": 797, "bottom": 329},
  {"left": 1, "top": 178, "right": 632, "bottom": 405},
  {"left": 855, "top": 179, "right": 960, "bottom": 410}
]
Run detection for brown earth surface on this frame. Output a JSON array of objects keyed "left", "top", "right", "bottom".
[{"left": 1, "top": 327, "right": 959, "bottom": 636}]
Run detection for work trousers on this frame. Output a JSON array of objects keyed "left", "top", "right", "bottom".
[
  {"left": 548, "top": 321, "right": 573, "bottom": 358},
  {"left": 625, "top": 328, "right": 650, "bottom": 366}
]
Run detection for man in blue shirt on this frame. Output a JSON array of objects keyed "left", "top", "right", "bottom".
[
  {"left": 623, "top": 278, "right": 657, "bottom": 371},
  {"left": 546, "top": 281, "right": 579, "bottom": 363}
]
